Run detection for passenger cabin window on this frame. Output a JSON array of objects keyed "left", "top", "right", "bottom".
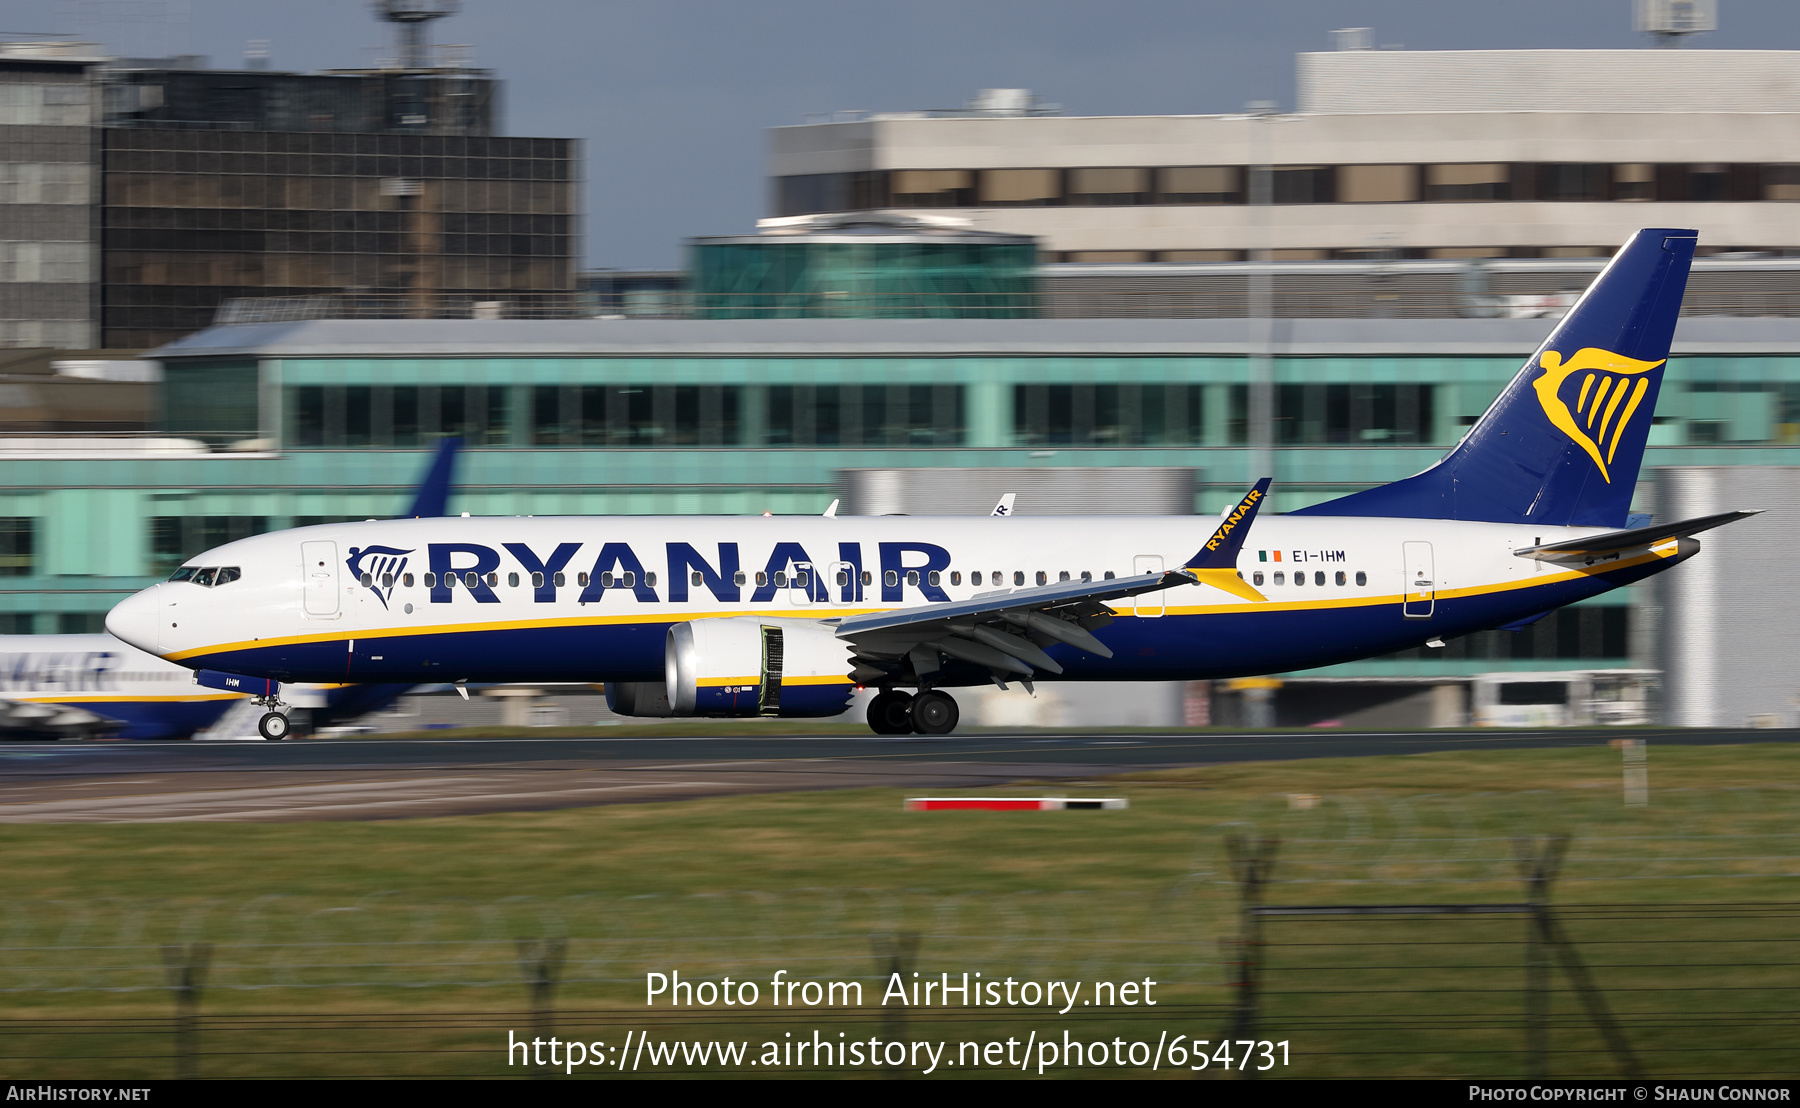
[
  {"left": 1013, "top": 571, "right": 1025, "bottom": 586},
  {"left": 359, "top": 572, "right": 373, "bottom": 587},
  {"left": 1293, "top": 572, "right": 1304, "bottom": 587},
  {"left": 884, "top": 570, "right": 899, "bottom": 587},
  {"left": 383, "top": 572, "right": 396, "bottom": 588},
  {"left": 927, "top": 570, "right": 940, "bottom": 587},
  {"left": 424, "top": 572, "right": 437, "bottom": 587},
  {"left": 1335, "top": 571, "right": 1346, "bottom": 586},
  {"left": 404, "top": 573, "right": 415, "bottom": 587},
  {"left": 1273, "top": 572, "right": 1285, "bottom": 585},
  {"left": 1315, "top": 571, "right": 1325, "bottom": 586},
  {"left": 553, "top": 572, "right": 565, "bottom": 587},
  {"left": 531, "top": 572, "right": 544, "bottom": 588},
  {"left": 1253, "top": 571, "right": 1265, "bottom": 586},
  {"left": 508, "top": 572, "right": 519, "bottom": 587},
  {"left": 1355, "top": 571, "right": 1367, "bottom": 586},
  {"left": 972, "top": 571, "right": 983, "bottom": 585},
  {"left": 950, "top": 571, "right": 961, "bottom": 586}
]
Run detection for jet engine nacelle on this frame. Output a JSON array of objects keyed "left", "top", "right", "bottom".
[{"left": 664, "top": 617, "right": 855, "bottom": 718}]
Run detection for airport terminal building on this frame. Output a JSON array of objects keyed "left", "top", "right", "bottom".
[{"left": 1, "top": 42, "right": 1797, "bottom": 728}]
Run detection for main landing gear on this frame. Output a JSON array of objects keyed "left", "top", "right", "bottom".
[
  {"left": 866, "top": 689, "right": 960, "bottom": 736},
  {"left": 257, "top": 711, "right": 290, "bottom": 741}
]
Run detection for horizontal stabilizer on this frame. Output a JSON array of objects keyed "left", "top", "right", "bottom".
[{"left": 1514, "top": 509, "right": 1762, "bottom": 562}]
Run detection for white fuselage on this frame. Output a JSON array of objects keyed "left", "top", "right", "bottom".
[{"left": 104, "top": 513, "right": 1680, "bottom": 687}]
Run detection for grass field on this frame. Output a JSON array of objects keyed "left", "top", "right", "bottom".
[{"left": 2, "top": 741, "right": 1796, "bottom": 1079}]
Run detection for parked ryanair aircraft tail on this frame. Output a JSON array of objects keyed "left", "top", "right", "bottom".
[{"left": 1296, "top": 228, "right": 1696, "bottom": 527}]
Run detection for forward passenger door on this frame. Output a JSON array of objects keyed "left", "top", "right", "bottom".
[{"left": 302, "top": 541, "right": 340, "bottom": 617}]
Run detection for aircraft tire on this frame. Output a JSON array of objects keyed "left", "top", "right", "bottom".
[
  {"left": 867, "top": 690, "right": 914, "bottom": 735},
  {"left": 258, "top": 712, "right": 290, "bottom": 741},
  {"left": 910, "top": 691, "right": 959, "bottom": 735}
]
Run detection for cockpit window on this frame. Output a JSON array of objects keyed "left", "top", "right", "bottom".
[{"left": 170, "top": 566, "right": 242, "bottom": 587}]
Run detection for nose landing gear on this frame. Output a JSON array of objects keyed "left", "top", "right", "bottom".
[
  {"left": 250, "top": 692, "right": 290, "bottom": 741},
  {"left": 865, "top": 689, "right": 961, "bottom": 735}
]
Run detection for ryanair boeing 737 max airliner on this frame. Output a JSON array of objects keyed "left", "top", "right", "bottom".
[{"left": 104, "top": 229, "right": 1756, "bottom": 738}]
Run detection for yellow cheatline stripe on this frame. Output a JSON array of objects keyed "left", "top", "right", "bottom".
[
  {"left": 166, "top": 542, "right": 1679, "bottom": 663},
  {"left": 11, "top": 693, "right": 244, "bottom": 704},
  {"left": 696, "top": 676, "right": 759, "bottom": 688},
  {"left": 164, "top": 605, "right": 883, "bottom": 662},
  {"left": 1160, "top": 542, "right": 1676, "bottom": 617},
  {"left": 784, "top": 675, "right": 855, "bottom": 686}
]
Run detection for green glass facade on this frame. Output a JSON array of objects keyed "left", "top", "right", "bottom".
[
  {"left": 15, "top": 322, "right": 1800, "bottom": 681},
  {"left": 689, "top": 239, "right": 1037, "bottom": 319}
]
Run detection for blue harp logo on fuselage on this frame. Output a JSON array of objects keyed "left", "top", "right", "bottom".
[{"left": 345, "top": 545, "right": 413, "bottom": 610}]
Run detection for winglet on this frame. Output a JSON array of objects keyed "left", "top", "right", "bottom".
[
  {"left": 1183, "top": 478, "right": 1271, "bottom": 602},
  {"left": 823, "top": 499, "right": 839, "bottom": 518},
  {"left": 405, "top": 437, "right": 461, "bottom": 518},
  {"left": 991, "top": 493, "right": 1016, "bottom": 517}
]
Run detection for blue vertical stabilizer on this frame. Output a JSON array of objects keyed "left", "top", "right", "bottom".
[
  {"left": 404, "top": 437, "right": 461, "bottom": 518},
  {"left": 1294, "top": 229, "right": 1696, "bottom": 526}
]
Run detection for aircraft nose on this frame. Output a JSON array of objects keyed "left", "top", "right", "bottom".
[{"left": 106, "top": 585, "right": 161, "bottom": 654}]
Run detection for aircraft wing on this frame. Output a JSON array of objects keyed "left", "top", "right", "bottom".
[
  {"left": 831, "top": 479, "right": 1273, "bottom": 687},
  {"left": 1513, "top": 508, "right": 1761, "bottom": 563},
  {"left": 830, "top": 570, "right": 1193, "bottom": 685}
]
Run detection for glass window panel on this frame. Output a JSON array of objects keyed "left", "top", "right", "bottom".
[
  {"left": 0, "top": 519, "right": 33, "bottom": 577},
  {"left": 1763, "top": 165, "right": 1800, "bottom": 201},
  {"left": 1337, "top": 164, "right": 1417, "bottom": 203},
  {"left": 767, "top": 385, "right": 795, "bottom": 447},
  {"left": 1157, "top": 166, "right": 1241, "bottom": 204},
  {"left": 343, "top": 386, "right": 372, "bottom": 447},
  {"left": 531, "top": 384, "right": 563, "bottom": 445},
  {"left": 814, "top": 384, "right": 841, "bottom": 446},
  {"left": 439, "top": 387, "right": 467, "bottom": 438},
  {"left": 979, "top": 169, "right": 1061, "bottom": 205},
  {"left": 891, "top": 169, "right": 973, "bottom": 207},
  {"left": 1615, "top": 163, "right": 1655, "bottom": 201},
  {"left": 1068, "top": 167, "right": 1148, "bottom": 204},
  {"left": 485, "top": 386, "right": 509, "bottom": 446},
  {"left": 392, "top": 386, "right": 419, "bottom": 447},
  {"left": 580, "top": 385, "right": 607, "bottom": 445},
  {"left": 626, "top": 387, "right": 656, "bottom": 445},
  {"left": 1424, "top": 163, "right": 1511, "bottom": 201},
  {"left": 673, "top": 385, "right": 700, "bottom": 445},
  {"left": 288, "top": 386, "right": 324, "bottom": 447}
]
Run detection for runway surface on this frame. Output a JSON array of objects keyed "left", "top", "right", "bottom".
[{"left": 0, "top": 727, "right": 1788, "bottom": 823}]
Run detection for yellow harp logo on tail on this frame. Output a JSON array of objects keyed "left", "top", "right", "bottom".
[{"left": 1531, "top": 347, "right": 1665, "bottom": 484}]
